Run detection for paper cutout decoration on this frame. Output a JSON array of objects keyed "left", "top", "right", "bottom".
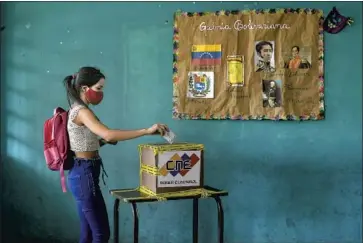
[
  {"left": 187, "top": 71, "right": 214, "bottom": 98},
  {"left": 191, "top": 44, "right": 222, "bottom": 66},
  {"left": 227, "top": 55, "right": 244, "bottom": 87},
  {"left": 323, "top": 7, "right": 354, "bottom": 34}
]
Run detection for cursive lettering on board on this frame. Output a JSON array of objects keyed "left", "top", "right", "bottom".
[
  {"left": 287, "top": 71, "right": 310, "bottom": 78},
  {"left": 225, "top": 87, "right": 250, "bottom": 99},
  {"left": 262, "top": 69, "right": 311, "bottom": 80},
  {"left": 199, "top": 20, "right": 291, "bottom": 32},
  {"left": 285, "top": 96, "right": 319, "bottom": 105},
  {"left": 285, "top": 98, "right": 319, "bottom": 105},
  {"left": 188, "top": 99, "right": 208, "bottom": 105}
]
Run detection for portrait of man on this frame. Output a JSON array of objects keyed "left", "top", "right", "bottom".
[
  {"left": 262, "top": 79, "right": 282, "bottom": 108},
  {"left": 255, "top": 40, "right": 276, "bottom": 73},
  {"left": 284, "top": 45, "right": 312, "bottom": 69}
]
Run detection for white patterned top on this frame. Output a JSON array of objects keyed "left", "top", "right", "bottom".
[{"left": 67, "top": 104, "right": 100, "bottom": 152}]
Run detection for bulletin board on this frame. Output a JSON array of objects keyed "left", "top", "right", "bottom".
[{"left": 172, "top": 8, "right": 325, "bottom": 121}]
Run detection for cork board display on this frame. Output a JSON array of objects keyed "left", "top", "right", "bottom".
[{"left": 172, "top": 8, "right": 325, "bottom": 121}]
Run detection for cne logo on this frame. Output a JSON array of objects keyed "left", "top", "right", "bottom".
[{"left": 159, "top": 153, "right": 200, "bottom": 177}]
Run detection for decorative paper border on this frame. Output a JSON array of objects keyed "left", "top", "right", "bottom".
[{"left": 172, "top": 8, "right": 325, "bottom": 121}]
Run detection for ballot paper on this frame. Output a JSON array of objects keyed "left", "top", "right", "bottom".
[{"left": 162, "top": 129, "right": 176, "bottom": 144}]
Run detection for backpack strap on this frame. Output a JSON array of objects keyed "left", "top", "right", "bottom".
[{"left": 60, "top": 164, "right": 66, "bottom": 192}]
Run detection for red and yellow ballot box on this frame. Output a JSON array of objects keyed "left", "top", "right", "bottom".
[{"left": 138, "top": 143, "right": 204, "bottom": 194}]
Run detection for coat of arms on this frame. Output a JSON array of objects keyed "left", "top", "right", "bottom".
[{"left": 187, "top": 71, "right": 214, "bottom": 99}]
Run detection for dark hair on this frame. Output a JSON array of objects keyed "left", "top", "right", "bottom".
[
  {"left": 291, "top": 46, "right": 300, "bottom": 52},
  {"left": 269, "top": 80, "right": 276, "bottom": 87},
  {"left": 63, "top": 66, "right": 105, "bottom": 106},
  {"left": 255, "top": 41, "right": 273, "bottom": 55}
]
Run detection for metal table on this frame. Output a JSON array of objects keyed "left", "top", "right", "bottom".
[{"left": 110, "top": 185, "right": 228, "bottom": 243}]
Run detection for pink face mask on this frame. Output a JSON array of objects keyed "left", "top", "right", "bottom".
[{"left": 85, "top": 88, "right": 104, "bottom": 105}]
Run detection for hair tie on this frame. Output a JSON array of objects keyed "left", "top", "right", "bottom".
[{"left": 72, "top": 73, "right": 78, "bottom": 80}]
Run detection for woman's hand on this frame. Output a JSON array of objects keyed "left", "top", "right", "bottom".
[{"left": 146, "top": 123, "right": 169, "bottom": 136}]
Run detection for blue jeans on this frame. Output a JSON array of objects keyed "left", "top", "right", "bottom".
[{"left": 68, "top": 157, "right": 110, "bottom": 243}]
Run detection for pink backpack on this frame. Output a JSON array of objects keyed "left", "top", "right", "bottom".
[{"left": 43, "top": 107, "right": 74, "bottom": 192}]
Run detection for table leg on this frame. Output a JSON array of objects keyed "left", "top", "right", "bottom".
[
  {"left": 131, "top": 202, "right": 139, "bottom": 243},
  {"left": 214, "top": 197, "right": 224, "bottom": 243},
  {"left": 193, "top": 198, "right": 199, "bottom": 243},
  {"left": 113, "top": 199, "right": 120, "bottom": 243}
]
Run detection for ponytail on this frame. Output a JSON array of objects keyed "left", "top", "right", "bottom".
[{"left": 63, "top": 75, "right": 86, "bottom": 107}]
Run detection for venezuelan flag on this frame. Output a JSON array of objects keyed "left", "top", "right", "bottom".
[{"left": 191, "top": 44, "right": 222, "bottom": 66}]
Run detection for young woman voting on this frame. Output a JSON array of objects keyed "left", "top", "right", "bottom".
[{"left": 64, "top": 66, "right": 169, "bottom": 243}]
